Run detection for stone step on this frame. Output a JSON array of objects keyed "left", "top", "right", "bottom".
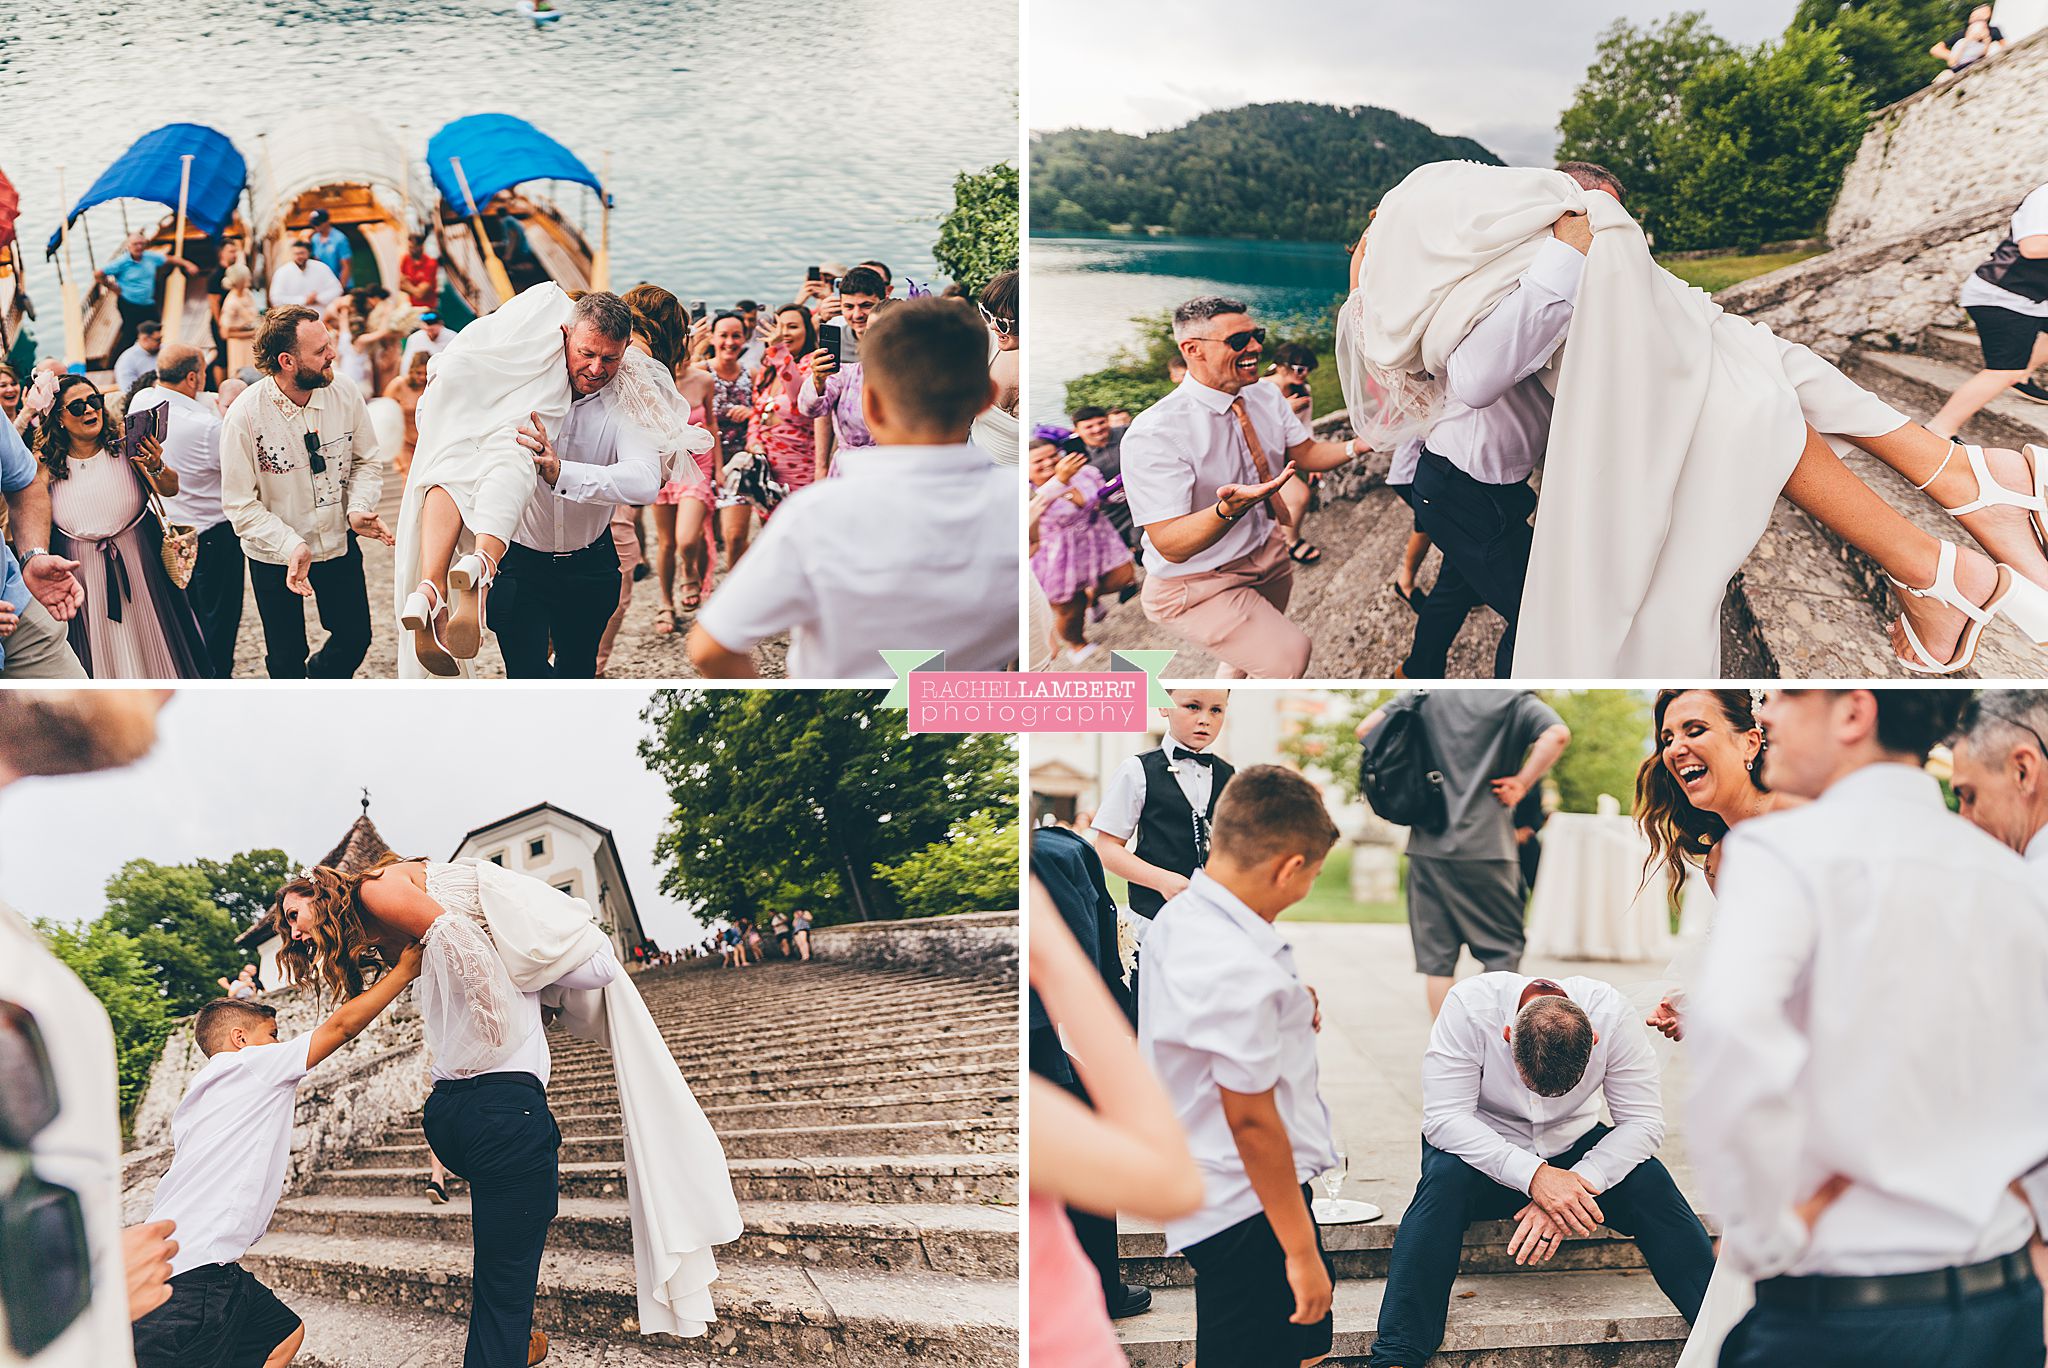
[
  {"left": 624, "top": 969, "right": 1011, "bottom": 1018},
  {"left": 551, "top": 1017, "right": 1019, "bottom": 1077},
  {"left": 547, "top": 1060, "right": 1016, "bottom": 1109},
  {"left": 1117, "top": 1269, "right": 1687, "bottom": 1367},
  {"left": 1917, "top": 324, "right": 2048, "bottom": 380},
  {"left": 544, "top": 1031, "right": 1017, "bottom": 1089},
  {"left": 396, "top": 1088, "right": 1019, "bottom": 1139},
  {"left": 240, "top": 1230, "right": 1016, "bottom": 1366},
  {"left": 1845, "top": 347, "right": 2048, "bottom": 451},
  {"left": 282, "top": 1292, "right": 791, "bottom": 1368},
  {"left": 312, "top": 1155, "right": 1019, "bottom": 1205},
  {"left": 1118, "top": 1211, "right": 1717, "bottom": 1287},
  {"left": 350, "top": 1116, "right": 1015, "bottom": 1166},
  {"left": 269, "top": 1193, "right": 1019, "bottom": 1278}
]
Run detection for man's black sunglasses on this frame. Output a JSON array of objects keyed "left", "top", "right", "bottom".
[
  {"left": 0, "top": 1002, "right": 91, "bottom": 1357},
  {"left": 304, "top": 431, "right": 326, "bottom": 475},
  {"left": 1195, "top": 327, "right": 1266, "bottom": 352},
  {"left": 63, "top": 394, "right": 104, "bottom": 417}
]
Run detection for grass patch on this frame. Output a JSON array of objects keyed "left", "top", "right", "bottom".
[
  {"left": 1281, "top": 844, "right": 1407, "bottom": 924},
  {"left": 1661, "top": 248, "right": 1822, "bottom": 294}
]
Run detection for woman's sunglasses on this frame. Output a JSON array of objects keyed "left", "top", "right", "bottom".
[
  {"left": 0, "top": 1003, "right": 92, "bottom": 1357},
  {"left": 976, "top": 303, "right": 1016, "bottom": 337},
  {"left": 62, "top": 393, "right": 104, "bottom": 418}
]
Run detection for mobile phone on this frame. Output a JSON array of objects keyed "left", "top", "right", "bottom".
[
  {"left": 817, "top": 320, "right": 843, "bottom": 364},
  {"left": 690, "top": 300, "right": 707, "bottom": 322},
  {"left": 823, "top": 274, "right": 838, "bottom": 293},
  {"left": 123, "top": 401, "right": 168, "bottom": 463},
  {"left": 806, "top": 266, "right": 822, "bottom": 282},
  {"left": 1058, "top": 433, "right": 1089, "bottom": 455}
]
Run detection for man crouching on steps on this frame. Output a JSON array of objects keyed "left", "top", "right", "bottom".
[
  {"left": 1365, "top": 972, "right": 1714, "bottom": 1367},
  {"left": 1139, "top": 764, "right": 1342, "bottom": 1367},
  {"left": 132, "top": 943, "right": 423, "bottom": 1368}
]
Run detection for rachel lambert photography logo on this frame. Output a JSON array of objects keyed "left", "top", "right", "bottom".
[{"left": 882, "top": 651, "right": 1174, "bottom": 733}]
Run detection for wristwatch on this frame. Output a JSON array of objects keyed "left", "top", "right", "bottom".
[{"left": 17, "top": 547, "right": 48, "bottom": 567}]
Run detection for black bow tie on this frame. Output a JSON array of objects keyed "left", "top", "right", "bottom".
[{"left": 1174, "top": 751, "right": 1217, "bottom": 768}]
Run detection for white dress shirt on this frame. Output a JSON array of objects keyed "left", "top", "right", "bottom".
[
  {"left": 114, "top": 343, "right": 158, "bottom": 393},
  {"left": 511, "top": 384, "right": 662, "bottom": 553},
  {"left": 695, "top": 441, "right": 1018, "bottom": 679},
  {"left": 147, "top": 1033, "right": 314, "bottom": 1275},
  {"left": 402, "top": 326, "right": 454, "bottom": 367},
  {"left": 220, "top": 375, "right": 384, "bottom": 565},
  {"left": 1119, "top": 375, "right": 1311, "bottom": 579},
  {"left": 1139, "top": 870, "right": 1339, "bottom": 1252},
  {"left": 1093, "top": 737, "right": 1220, "bottom": 846},
  {"left": 267, "top": 260, "right": 343, "bottom": 308},
  {"left": 1689, "top": 763, "right": 2048, "bottom": 1280},
  {"left": 429, "top": 934, "right": 620, "bottom": 1086},
  {"left": 1424, "top": 972, "right": 1664, "bottom": 1196},
  {"left": 129, "top": 386, "right": 227, "bottom": 532},
  {"left": 1423, "top": 237, "right": 1584, "bottom": 485}
]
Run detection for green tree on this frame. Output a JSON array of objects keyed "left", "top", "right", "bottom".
[
  {"left": 1540, "top": 691, "right": 1654, "bottom": 814},
  {"left": 1064, "top": 310, "right": 1342, "bottom": 420},
  {"left": 1278, "top": 690, "right": 1397, "bottom": 804},
  {"left": 875, "top": 810, "right": 1020, "bottom": 920},
  {"left": 1556, "top": 12, "right": 1735, "bottom": 247},
  {"left": 1660, "top": 28, "right": 1869, "bottom": 251},
  {"left": 193, "top": 849, "right": 296, "bottom": 933},
  {"left": 934, "top": 162, "right": 1018, "bottom": 299},
  {"left": 1791, "top": 0, "right": 1956, "bottom": 108},
  {"left": 639, "top": 692, "right": 1016, "bottom": 928},
  {"left": 36, "top": 917, "right": 174, "bottom": 1120},
  {"left": 101, "top": 859, "right": 245, "bottom": 1019}
]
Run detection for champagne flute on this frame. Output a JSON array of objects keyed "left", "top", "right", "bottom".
[{"left": 1321, "top": 1151, "right": 1348, "bottom": 1205}]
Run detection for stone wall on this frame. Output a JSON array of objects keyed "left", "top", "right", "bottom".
[
  {"left": 808, "top": 910, "right": 1018, "bottom": 975},
  {"left": 1828, "top": 30, "right": 2048, "bottom": 247},
  {"left": 1716, "top": 197, "right": 2011, "bottom": 353},
  {"left": 121, "top": 983, "right": 431, "bottom": 1220}
]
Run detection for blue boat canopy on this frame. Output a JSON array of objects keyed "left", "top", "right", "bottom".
[
  {"left": 426, "top": 114, "right": 605, "bottom": 210},
  {"left": 47, "top": 124, "right": 247, "bottom": 256}
]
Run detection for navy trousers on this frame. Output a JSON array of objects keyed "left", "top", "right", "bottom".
[
  {"left": 1720, "top": 1273, "right": 2044, "bottom": 1368},
  {"left": 1403, "top": 449, "right": 1536, "bottom": 679},
  {"left": 1367, "top": 1125, "right": 1714, "bottom": 1367}
]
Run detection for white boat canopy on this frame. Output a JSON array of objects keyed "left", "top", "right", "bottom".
[{"left": 248, "top": 112, "right": 425, "bottom": 241}]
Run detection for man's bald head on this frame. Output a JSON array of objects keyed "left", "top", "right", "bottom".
[{"left": 156, "top": 345, "right": 206, "bottom": 393}]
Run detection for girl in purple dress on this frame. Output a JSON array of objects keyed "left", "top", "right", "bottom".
[{"left": 1029, "top": 438, "right": 1135, "bottom": 665}]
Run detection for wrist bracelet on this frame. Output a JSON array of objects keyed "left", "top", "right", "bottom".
[{"left": 1214, "top": 498, "right": 1236, "bottom": 522}]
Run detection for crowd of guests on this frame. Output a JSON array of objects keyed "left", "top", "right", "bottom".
[
  {"left": 1027, "top": 341, "right": 1326, "bottom": 667},
  {"left": 700, "top": 909, "right": 814, "bottom": 967},
  {"left": 1032, "top": 686, "right": 2048, "bottom": 1368},
  {"left": 0, "top": 229, "right": 1021, "bottom": 679}
]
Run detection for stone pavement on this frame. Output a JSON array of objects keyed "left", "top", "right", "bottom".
[
  {"left": 1115, "top": 921, "right": 1706, "bottom": 1367},
  {"left": 227, "top": 476, "right": 789, "bottom": 679}
]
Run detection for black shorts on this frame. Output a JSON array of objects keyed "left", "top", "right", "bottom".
[
  {"left": 1966, "top": 304, "right": 2048, "bottom": 371},
  {"left": 133, "top": 1262, "right": 301, "bottom": 1368},
  {"left": 1182, "top": 1183, "right": 1336, "bottom": 1367}
]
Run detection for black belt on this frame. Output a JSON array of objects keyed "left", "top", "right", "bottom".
[
  {"left": 430, "top": 1070, "right": 545, "bottom": 1097},
  {"left": 1755, "top": 1250, "right": 2037, "bottom": 1312}
]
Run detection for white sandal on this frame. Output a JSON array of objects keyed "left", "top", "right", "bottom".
[
  {"left": 1924, "top": 440, "right": 2048, "bottom": 555},
  {"left": 446, "top": 549, "right": 499, "bottom": 660},
  {"left": 399, "top": 580, "right": 460, "bottom": 677}
]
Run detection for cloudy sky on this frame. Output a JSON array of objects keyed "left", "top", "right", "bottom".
[
  {"left": 0, "top": 689, "right": 719, "bottom": 947},
  {"left": 1029, "top": 0, "right": 1796, "bottom": 165}
]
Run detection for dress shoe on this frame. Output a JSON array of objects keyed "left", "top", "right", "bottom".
[
  {"left": 527, "top": 1330, "right": 549, "bottom": 1365},
  {"left": 1106, "top": 1282, "right": 1153, "bottom": 1319}
]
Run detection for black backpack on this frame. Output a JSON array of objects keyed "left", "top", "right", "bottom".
[{"left": 1359, "top": 696, "right": 1448, "bottom": 834}]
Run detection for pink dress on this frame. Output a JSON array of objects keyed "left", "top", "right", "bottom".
[
  {"left": 50, "top": 452, "right": 206, "bottom": 679},
  {"left": 750, "top": 344, "right": 818, "bottom": 514},
  {"left": 1031, "top": 465, "right": 1134, "bottom": 604},
  {"left": 657, "top": 399, "right": 718, "bottom": 511},
  {"left": 1028, "top": 1194, "right": 1125, "bottom": 1368}
]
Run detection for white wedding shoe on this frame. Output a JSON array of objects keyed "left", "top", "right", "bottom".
[
  {"left": 1926, "top": 441, "right": 2048, "bottom": 558},
  {"left": 1888, "top": 540, "right": 2017, "bottom": 675},
  {"left": 446, "top": 550, "right": 498, "bottom": 660},
  {"left": 399, "top": 581, "right": 460, "bottom": 677}
]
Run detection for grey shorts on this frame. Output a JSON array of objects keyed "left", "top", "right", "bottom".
[
  {"left": 0, "top": 597, "right": 87, "bottom": 679},
  {"left": 1405, "top": 855, "right": 1525, "bottom": 977}
]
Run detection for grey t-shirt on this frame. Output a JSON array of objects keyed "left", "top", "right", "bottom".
[{"left": 1383, "top": 690, "right": 1563, "bottom": 863}]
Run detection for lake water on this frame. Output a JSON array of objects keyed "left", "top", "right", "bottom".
[
  {"left": 1028, "top": 233, "right": 1350, "bottom": 427},
  {"left": 0, "top": 0, "right": 1018, "bottom": 359}
]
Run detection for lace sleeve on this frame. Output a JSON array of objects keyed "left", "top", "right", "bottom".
[
  {"left": 613, "top": 347, "right": 716, "bottom": 487},
  {"left": 416, "top": 913, "right": 528, "bottom": 1078}
]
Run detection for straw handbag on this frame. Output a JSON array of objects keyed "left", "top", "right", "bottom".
[{"left": 142, "top": 475, "right": 199, "bottom": 590}]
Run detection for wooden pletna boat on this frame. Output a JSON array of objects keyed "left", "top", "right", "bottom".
[
  {"left": 425, "top": 113, "right": 609, "bottom": 316},
  {"left": 46, "top": 123, "right": 249, "bottom": 372},
  {"left": 250, "top": 112, "right": 424, "bottom": 302}
]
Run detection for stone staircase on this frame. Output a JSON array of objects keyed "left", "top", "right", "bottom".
[
  {"left": 1114, "top": 1208, "right": 1709, "bottom": 1366},
  {"left": 244, "top": 958, "right": 1018, "bottom": 1367}
]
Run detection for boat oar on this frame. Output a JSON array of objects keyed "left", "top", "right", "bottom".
[
  {"left": 160, "top": 154, "right": 194, "bottom": 350},
  {"left": 590, "top": 152, "right": 611, "bottom": 291},
  {"left": 56, "top": 165, "right": 86, "bottom": 368},
  {"left": 450, "top": 156, "right": 515, "bottom": 309}
]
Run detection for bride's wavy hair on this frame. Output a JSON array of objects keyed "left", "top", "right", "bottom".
[
  {"left": 1633, "top": 689, "right": 1767, "bottom": 900},
  {"left": 622, "top": 283, "right": 688, "bottom": 375},
  {"left": 269, "top": 852, "right": 413, "bottom": 1001}
]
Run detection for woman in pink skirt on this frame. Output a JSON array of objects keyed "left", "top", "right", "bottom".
[
  {"left": 1029, "top": 437, "right": 1136, "bottom": 666},
  {"left": 39, "top": 375, "right": 208, "bottom": 678},
  {"left": 751, "top": 305, "right": 821, "bottom": 506},
  {"left": 626, "top": 286, "right": 719, "bottom": 633}
]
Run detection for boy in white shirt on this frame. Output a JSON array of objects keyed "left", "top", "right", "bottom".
[
  {"left": 131, "top": 943, "right": 422, "bottom": 1368},
  {"left": 1139, "top": 764, "right": 1342, "bottom": 1367},
  {"left": 687, "top": 296, "right": 1019, "bottom": 679}
]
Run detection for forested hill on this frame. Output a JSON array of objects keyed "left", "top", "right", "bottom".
[{"left": 1031, "top": 101, "right": 1503, "bottom": 241}]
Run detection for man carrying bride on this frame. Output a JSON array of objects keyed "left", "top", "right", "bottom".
[
  {"left": 1686, "top": 689, "right": 2048, "bottom": 1367},
  {"left": 1364, "top": 969, "right": 1714, "bottom": 1368}
]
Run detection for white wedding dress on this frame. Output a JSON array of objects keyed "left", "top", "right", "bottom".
[{"left": 413, "top": 859, "right": 742, "bottom": 1337}]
